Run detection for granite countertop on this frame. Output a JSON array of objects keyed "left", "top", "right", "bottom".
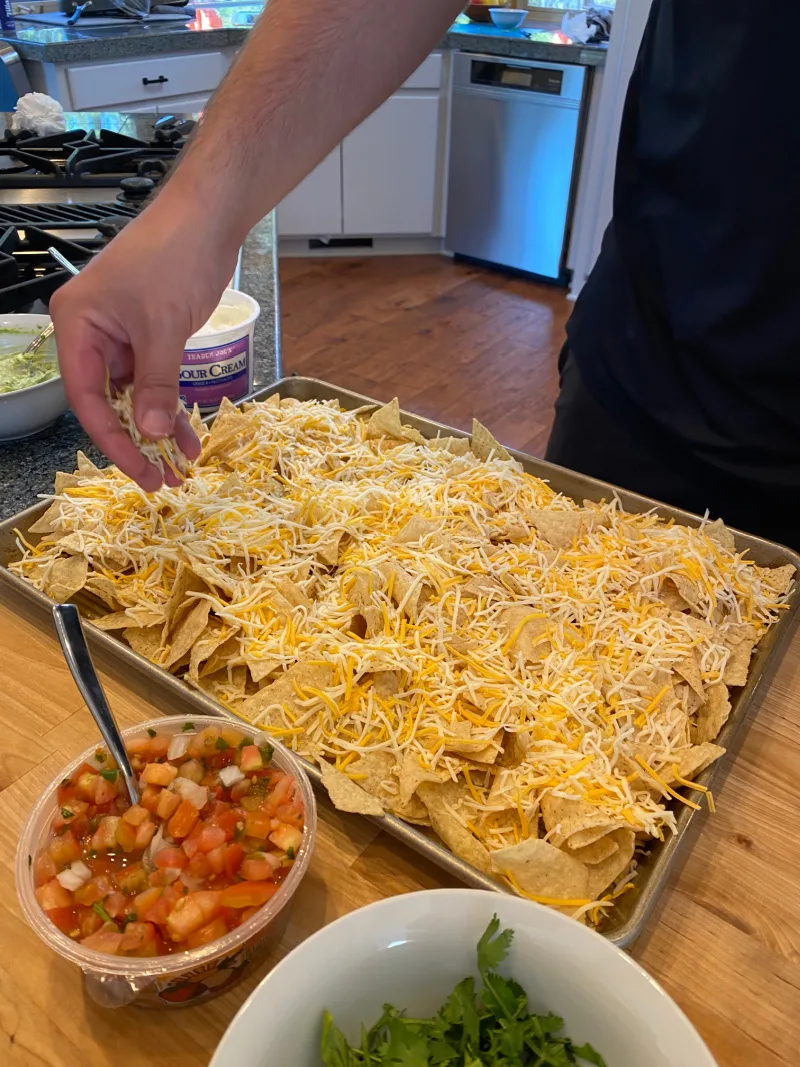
[
  {"left": 1, "top": 5, "right": 606, "bottom": 65},
  {"left": 0, "top": 204, "right": 280, "bottom": 523}
]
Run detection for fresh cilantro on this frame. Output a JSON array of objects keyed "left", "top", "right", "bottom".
[
  {"left": 147, "top": 728, "right": 157, "bottom": 738},
  {"left": 259, "top": 743, "right": 274, "bottom": 765},
  {"left": 92, "top": 901, "right": 113, "bottom": 924},
  {"left": 320, "top": 917, "right": 607, "bottom": 1067},
  {"left": 94, "top": 750, "right": 106, "bottom": 763},
  {"left": 285, "top": 846, "right": 296, "bottom": 860},
  {"left": 215, "top": 737, "right": 229, "bottom": 751},
  {"left": 182, "top": 722, "right": 195, "bottom": 732},
  {"left": 238, "top": 736, "right": 248, "bottom": 748},
  {"left": 99, "top": 769, "right": 118, "bottom": 782},
  {"left": 60, "top": 807, "right": 73, "bottom": 819}
]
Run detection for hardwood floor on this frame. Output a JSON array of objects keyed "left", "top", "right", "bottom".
[{"left": 279, "top": 255, "right": 571, "bottom": 457}]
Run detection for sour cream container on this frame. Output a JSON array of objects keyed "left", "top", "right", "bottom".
[
  {"left": 180, "top": 290, "right": 261, "bottom": 412},
  {"left": 15, "top": 715, "right": 316, "bottom": 1010}
]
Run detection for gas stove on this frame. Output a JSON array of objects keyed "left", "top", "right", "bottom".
[{"left": 0, "top": 121, "right": 195, "bottom": 190}]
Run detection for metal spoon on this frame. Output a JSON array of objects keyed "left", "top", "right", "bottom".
[
  {"left": 22, "top": 248, "right": 82, "bottom": 356},
  {"left": 52, "top": 604, "right": 140, "bottom": 806}
]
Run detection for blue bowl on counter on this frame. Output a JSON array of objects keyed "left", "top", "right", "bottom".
[{"left": 489, "top": 7, "right": 527, "bottom": 29}]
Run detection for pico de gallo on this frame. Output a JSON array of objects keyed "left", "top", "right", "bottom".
[{"left": 31, "top": 723, "right": 305, "bottom": 958}]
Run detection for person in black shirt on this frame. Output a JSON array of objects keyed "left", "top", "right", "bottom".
[{"left": 546, "top": 0, "right": 800, "bottom": 549}]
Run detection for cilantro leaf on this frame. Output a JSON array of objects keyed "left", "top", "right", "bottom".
[
  {"left": 320, "top": 1010, "right": 357, "bottom": 1067},
  {"left": 383, "top": 1015, "right": 429, "bottom": 1066},
  {"left": 571, "top": 1043, "right": 608, "bottom": 1067},
  {"left": 476, "top": 914, "right": 514, "bottom": 974}
]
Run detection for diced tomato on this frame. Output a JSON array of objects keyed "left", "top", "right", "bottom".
[
  {"left": 48, "top": 830, "right": 82, "bottom": 868},
  {"left": 139, "top": 784, "right": 162, "bottom": 815},
  {"left": 166, "top": 890, "right": 222, "bottom": 941},
  {"left": 115, "top": 819, "right": 138, "bottom": 853},
  {"left": 90, "top": 816, "right": 121, "bottom": 852},
  {"left": 52, "top": 800, "right": 89, "bottom": 832},
  {"left": 133, "top": 887, "right": 162, "bottom": 920},
  {"left": 186, "top": 915, "right": 228, "bottom": 948},
  {"left": 154, "top": 847, "right": 188, "bottom": 870},
  {"left": 230, "top": 778, "right": 251, "bottom": 803},
  {"left": 81, "top": 925, "right": 124, "bottom": 955},
  {"left": 148, "top": 734, "right": 171, "bottom": 759},
  {"left": 269, "top": 824, "right": 303, "bottom": 853},
  {"left": 33, "top": 850, "right": 58, "bottom": 887},
  {"left": 223, "top": 844, "right": 244, "bottom": 878},
  {"left": 264, "top": 774, "right": 296, "bottom": 815},
  {"left": 239, "top": 745, "right": 263, "bottom": 773},
  {"left": 240, "top": 906, "right": 261, "bottom": 923},
  {"left": 119, "top": 922, "right": 156, "bottom": 954},
  {"left": 214, "top": 809, "right": 240, "bottom": 840},
  {"left": 116, "top": 864, "right": 149, "bottom": 896},
  {"left": 168, "top": 799, "right": 200, "bottom": 839},
  {"left": 188, "top": 853, "right": 212, "bottom": 879},
  {"left": 156, "top": 789, "right": 181, "bottom": 821},
  {"left": 93, "top": 776, "right": 117, "bottom": 807},
  {"left": 47, "top": 906, "right": 78, "bottom": 935},
  {"left": 220, "top": 725, "right": 245, "bottom": 748},
  {"left": 140, "top": 763, "right": 178, "bottom": 787},
  {"left": 76, "top": 771, "right": 99, "bottom": 801},
  {"left": 74, "top": 876, "right": 110, "bottom": 907},
  {"left": 121, "top": 804, "right": 150, "bottom": 827},
  {"left": 126, "top": 738, "right": 152, "bottom": 756},
  {"left": 104, "top": 892, "right": 128, "bottom": 919},
  {"left": 76, "top": 906, "right": 103, "bottom": 938},
  {"left": 220, "top": 881, "right": 278, "bottom": 909},
  {"left": 187, "top": 727, "right": 221, "bottom": 760},
  {"left": 240, "top": 854, "right": 274, "bottom": 881},
  {"left": 134, "top": 820, "right": 157, "bottom": 850},
  {"left": 206, "top": 846, "right": 226, "bottom": 876},
  {"left": 195, "top": 824, "right": 226, "bottom": 853},
  {"left": 243, "top": 810, "right": 272, "bottom": 840},
  {"left": 36, "top": 878, "right": 73, "bottom": 911}
]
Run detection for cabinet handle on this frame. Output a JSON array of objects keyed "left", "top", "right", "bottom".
[{"left": 142, "top": 75, "right": 169, "bottom": 86}]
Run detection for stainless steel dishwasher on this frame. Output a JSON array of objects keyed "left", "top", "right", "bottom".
[{"left": 445, "top": 53, "right": 588, "bottom": 284}]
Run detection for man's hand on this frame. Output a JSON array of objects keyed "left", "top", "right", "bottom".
[{"left": 50, "top": 200, "right": 238, "bottom": 490}]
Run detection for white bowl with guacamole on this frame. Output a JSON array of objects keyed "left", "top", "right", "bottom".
[{"left": 0, "top": 315, "right": 67, "bottom": 441}]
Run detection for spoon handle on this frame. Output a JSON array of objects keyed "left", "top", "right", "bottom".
[
  {"left": 48, "top": 247, "right": 81, "bottom": 276},
  {"left": 52, "top": 604, "right": 140, "bottom": 805}
]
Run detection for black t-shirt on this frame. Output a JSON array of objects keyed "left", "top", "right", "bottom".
[{"left": 567, "top": 0, "right": 800, "bottom": 491}]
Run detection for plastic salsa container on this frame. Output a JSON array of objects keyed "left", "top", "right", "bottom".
[{"left": 15, "top": 715, "right": 316, "bottom": 1009}]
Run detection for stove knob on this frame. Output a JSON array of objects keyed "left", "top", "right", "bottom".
[{"left": 118, "top": 176, "right": 156, "bottom": 201}]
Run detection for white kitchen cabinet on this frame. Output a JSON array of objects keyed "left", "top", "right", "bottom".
[
  {"left": 277, "top": 150, "right": 343, "bottom": 237},
  {"left": 342, "top": 93, "right": 441, "bottom": 236}
]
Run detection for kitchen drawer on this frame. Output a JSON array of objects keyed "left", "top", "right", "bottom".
[
  {"left": 66, "top": 51, "right": 229, "bottom": 110},
  {"left": 400, "top": 53, "right": 442, "bottom": 91}
]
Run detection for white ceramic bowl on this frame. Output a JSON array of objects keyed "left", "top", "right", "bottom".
[
  {"left": 0, "top": 314, "right": 67, "bottom": 441},
  {"left": 489, "top": 7, "right": 528, "bottom": 29},
  {"left": 211, "top": 889, "right": 717, "bottom": 1067}
]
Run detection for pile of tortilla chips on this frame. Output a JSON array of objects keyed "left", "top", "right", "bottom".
[{"left": 12, "top": 395, "right": 795, "bottom": 925}]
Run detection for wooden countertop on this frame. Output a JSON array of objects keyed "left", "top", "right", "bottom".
[{"left": 1, "top": 585, "right": 799, "bottom": 1067}]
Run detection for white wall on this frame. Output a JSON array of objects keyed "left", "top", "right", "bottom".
[{"left": 567, "top": 0, "right": 653, "bottom": 298}]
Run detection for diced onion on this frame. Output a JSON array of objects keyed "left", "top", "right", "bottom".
[
  {"left": 218, "top": 765, "right": 245, "bottom": 788},
  {"left": 56, "top": 860, "right": 92, "bottom": 891},
  {"left": 143, "top": 825, "right": 166, "bottom": 870},
  {"left": 167, "top": 732, "right": 194, "bottom": 761},
  {"left": 264, "top": 851, "right": 284, "bottom": 871},
  {"left": 161, "top": 867, "right": 183, "bottom": 885},
  {"left": 180, "top": 871, "right": 206, "bottom": 892},
  {"left": 173, "top": 777, "right": 208, "bottom": 811}
]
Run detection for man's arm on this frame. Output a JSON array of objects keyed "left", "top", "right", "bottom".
[{"left": 50, "top": 0, "right": 464, "bottom": 489}]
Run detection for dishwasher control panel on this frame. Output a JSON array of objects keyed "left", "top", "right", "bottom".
[{"left": 471, "top": 60, "right": 564, "bottom": 96}]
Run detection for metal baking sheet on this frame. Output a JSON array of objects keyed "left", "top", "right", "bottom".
[{"left": 1, "top": 375, "right": 798, "bottom": 947}]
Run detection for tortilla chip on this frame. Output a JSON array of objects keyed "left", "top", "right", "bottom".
[
  {"left": 392, "top": 516, "right": 438, "bottom": 545},
  {"left": 347, "top": 751, "right": 396, "bottom": 802},
  {"left": 529, "top": 509, "right": 584, "bottom": 550},
  {"left": 240, "top": 660, "right": 335, "bottom": 727},
  {"left": 541, "top": 794, "right": 624, "bottom": 851},
  {"left": 44, "top": 555, "right": 88, "bottom": 603},
  {"left": 84, "top": 575, "right": 122, "bottom": 610},
  {"left": 124, "top": 625, "right": 163, "bottom": 663},
  {"left": 496, "top": 730, "right": 530, "bottom": 769},
  {"left": 489, "top": 515, "right": 529, "bottom": 543},
  {"left": 662, "top": 573, "right": 703, "bottom": 614},
  {"left": 54, "top": 472, "right": 82, "bottom": 495},
  {"left": 759, "top": 563, "right": 795, "bottom": 596},
  {"left": 91, "top": 611, "right": 136, "bottom": 631},
  {"left": 723, "top": 623, "right": 757, "bottom": 687},
  {"left": 398, "top": 750, "right": 441, "bottom": 808},
  {"left": 428, "top": 436, "right": 470, "bottom": 456},
  {"left": 675, "top": 649, "right": 705, "bottom": 698},
  {"left": 674, "top": 742, "right": 725, "bottom": 782},
  {"left": 460, "top": 574, "right": 505, "bottom": 599},
  {"left": 378, "top": 562, "right": 433, "bottom": 622},
  {"left": 29, "top": 500, "right": 64, "bottom": 535},
  {"left": 201, "top": 635, "right": 242, "bottom": 678},
  {"left": 568, "top": 835, "right": 620, "bottom": 867},
  {"left": 490, "top": 838, "right": 589, "bottom": 900},
  {"left": 188, "top": 403, "right": 204, "bottom": 438},
  {"left": 274, "top": 577, "right": 311, "bottom": 611},
  {"left": 695, "top": 683, "right": 731, "bottom": 745},
  {"left": 585, "top": 829, "right": 636, "bottom": 899},
  {"left": 498, "top": 606, "right": 550, "bottom": 662},
  {"left": 365, "top": 398, "right": 425, "bottom": 444},
  {"left": 162, "top": 563, "right": 206, "bottom": 639},
  {"left": 372, "top": 670, "right": 401, "bottom": 700},
  {"left": 321, "top": 765, "right": 385, "bottom": 816},
  {"left": 703, "top": 518, "right": 735, "bottom": 553},
  {"left": 245, "top": 652, "right": 282, "bottom": 685},
  {"left": 189, "top": 624, "right": 233, "bottom": 682},
  {"left": 470, "top": 419, "right": 511, "bottom": 462},
  {"left": 76, "top": 451, "right": 101, "bottom": 474},
  {"left": 417, "top": 780, "right": 492, "bottom": 874},
  {"left": 317, "top": 530, "right": 347, "bottom": 567},
  {"left": 162, "top": 599, "right": 211, "bottom": 670}
]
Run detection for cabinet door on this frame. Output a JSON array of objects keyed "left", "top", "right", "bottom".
[
  {"left": 277, "top": 150, "right": 343, "bottom": 237},
  {"left": 342, "top": 94, "right": 440, "bottom": 236}
]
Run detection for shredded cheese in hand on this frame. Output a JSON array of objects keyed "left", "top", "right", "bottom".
[{"left": 109, "top": 384, "right": 189, "bottom": 480}]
